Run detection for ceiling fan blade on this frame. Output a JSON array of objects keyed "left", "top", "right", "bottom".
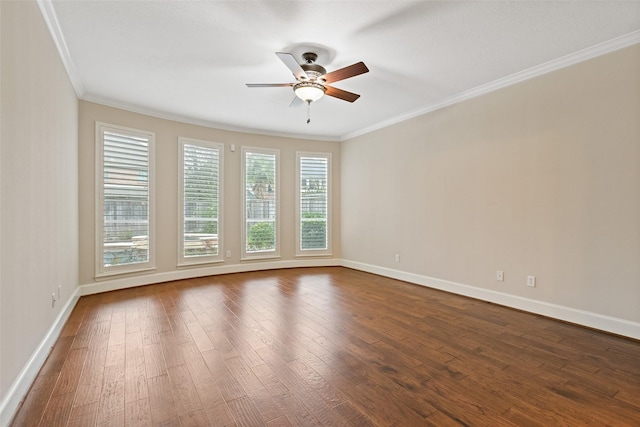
[
  {"left": 276, "top": 52, "right": 308, "bottom": 81},
  {"left": 246, "top": 83, "right": 294, "bottom": 88},
  {"left": 289, "top": 96, "right": 304, "bottom": 108},
  {"left": 325, "top": 86, "right": 361, "bottom": 103},
  {"left": 323, "top": 62, "right": 369, "bottom": 84}
]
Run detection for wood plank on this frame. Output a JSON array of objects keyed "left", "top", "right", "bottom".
[
  {"left": 67, "top": 401, "right": 99, "bottom": 427},
  {"left": 159, "top": 330, "right": 186, "bottom": 368},
  {"left": 286, "top": 359, "right": 345, "bottom": 407},
  {"left": 105, "top": 343, "right": 126, "bottom": 367},
  {"left": 125, "top": 299, "right": 142, "bottom": 335},
  {"left": 204, "top": 400, "right": 236, "bottom": 427},
  {"left": 254, "top": 346, "right": 352, "bottom": 426},
  {"left": 167, "top": 364, "right": 203, "bottom": 416},
  {"left": 266, "top": 416, "right": 294, "bottom": 427},
  {"left": 109, "top": 320, "right": 126, "bottom": 347},
  {"left": 125, "top": 334, "right": 149, "bottom": 403},
  {"left": 167, "top": 312, "right": 194, "bottom": 344},
  {"left": 70, "top": 317, "right": 94, "bottom": 349},
  {"left": 38, "top": 335, "right": 74, "bottom": 377},
  {"left": 143, "top": 342, "right": 166, "bottom": 379},
  {"left": 73, "top": 343, "right": 108, "bottom": 407},
  {"left": 51, "top": 347, "right": 88, "bottom": 396},
  {"left": 96, "top": 364, "right": 125, "bottom": 426},
  {"left": 331, "top": 400, "right": 375, "bottom": 427},
  {"left": 188, "top": 321, "right": 215, "bottom": 352},
  {"left": 267, "top": 390, "right": 319, "bottom": 427},
  {"left": 147, "top": 374, "right": 177, "bottom": 425},
  {"left": 38, "top": 391, "right": 74, "bottom": 426},
  {"left": 226, "top": 396, "right": 265, "bottom": 426},
  {"left": 201, "top": 349, "right": 246, "bottom": 402},
  {"left": 179, "top": 409, "right": 210, "bottom": 427},
  {"left": 224, "top": 356, "right": 284, "bottom": 423},
  {"left": 124, "top": 398, "right": 152, "bottom": 427}
]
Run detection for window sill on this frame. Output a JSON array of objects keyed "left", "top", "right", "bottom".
[
  {"left": 177, "top": 259, "right": 225, "bottom": 268},
  {"left": 95, "top": 265, "right": 156, "bottom": 280},
  {"left": 295, "top": 252, "right": 333, "bottom": 258},
  {"left": 241, "top": 255, "right": 281, "bottom": 262}
]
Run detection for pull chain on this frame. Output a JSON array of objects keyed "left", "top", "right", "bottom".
[{"left": 306, "top": 100, "right": 311, "bottom": 124}]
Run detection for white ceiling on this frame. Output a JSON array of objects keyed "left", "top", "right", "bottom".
[{"left": 47, "top": 1, "right": 640, "bottom": 141}]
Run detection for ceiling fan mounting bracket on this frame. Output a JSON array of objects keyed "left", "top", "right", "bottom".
[{"left": 302, "top": 52, "right": 318, "bottom": 64}]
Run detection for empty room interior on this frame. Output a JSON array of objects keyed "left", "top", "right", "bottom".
[{"left": 2, "top": 1, "right": 640, "bottom": 426}]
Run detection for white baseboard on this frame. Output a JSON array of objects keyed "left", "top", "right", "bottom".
[
  {"left": 81, "top": 258, "right": 342, "bottom": 296},
  {"left": 0, "top": 287, "right": 81, "bottom": 427},
  {"left": 342, "top": 260, "right": 640, "bottom": 340}
]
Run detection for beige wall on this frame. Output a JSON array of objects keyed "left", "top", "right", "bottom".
[
  {"left": 78, "top": 101, "right": 341, "bottom": 286},
  {"left": 1, "top": 0, "right": 78, "bottom": 402},
  {"left": 342, "top": 44, "right": 640, "bottom": 323}
]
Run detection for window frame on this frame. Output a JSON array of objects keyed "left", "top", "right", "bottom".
[
  {"left": 177, "top": 137, "right": 224, "bottom": 266},
  {"left": 296, "top": 152, "right": 332, "bottom": 257},
  {"left": 241, "top": 146, "right": 280, "bottom": 260},
  {"left": 95, "top": 122, "right": 156, "bottom": 277}
]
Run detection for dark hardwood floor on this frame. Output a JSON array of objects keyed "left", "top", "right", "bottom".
[{"left": 10, "top": 267, "right": 640, "bottom": 426}]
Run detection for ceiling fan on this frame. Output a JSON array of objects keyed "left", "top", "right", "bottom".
[{"left": 246, "top": 52, "right": 369, "bottom": 123}]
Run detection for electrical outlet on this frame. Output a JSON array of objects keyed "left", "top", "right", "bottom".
[
  {"left": 226, "top": 250, "right": 231, "bottom": 258},
  {"left": 52, "top": 293, "right": 57, "bottom": 308},
  {"left": 496, "top": 271, "right": 504, "bottom": 281},
  {"left": 527, "top": 276, "right": 536, "bottom": 287},
  {"left": 395, "top": 254, "right": 400, "bottom": 262}
]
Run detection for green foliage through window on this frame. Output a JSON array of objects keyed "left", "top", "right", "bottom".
[{"left": 247, "top": 222, "right": 275, "bottom": 251}]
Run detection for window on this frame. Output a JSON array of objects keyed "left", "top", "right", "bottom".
[
  {"left": 242, "top": 147, "right": 279, "bottom": 259},
  {"left": 296, "top": 152, "right": 331, "bottom": 256},
  {"left": 178, "top": 138, "right": 223, "bottom": 265},
  {"left": 96, "top": 123, "right": 155, "bottom": 276}
]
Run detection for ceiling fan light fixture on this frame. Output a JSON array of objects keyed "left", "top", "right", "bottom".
[{"left": 294, "top": 81, "right": 326, "bottom": 103}]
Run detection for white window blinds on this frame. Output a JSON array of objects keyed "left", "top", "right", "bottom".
[
  {"left": 180, "top": 139, "right": 222, "bottom": 264},
  {"left": 243, "top": 148, "right": 278, "bottom": 257},
  {"left": 97, "top": 123, "right": 155, "bottom": 275},
  {"left": 298, "top": 154, "right": 330, "bottom": 253}
]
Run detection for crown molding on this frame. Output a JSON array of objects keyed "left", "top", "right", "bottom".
[
  {"left": 37, "top": 0, "right": 85, "bottom": 97},
  {"left": 341, "top": 30, "right": 640, "bottom": 141},
  {"left": 81, "top": 94, "right": 341, "bottom": 143}
]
